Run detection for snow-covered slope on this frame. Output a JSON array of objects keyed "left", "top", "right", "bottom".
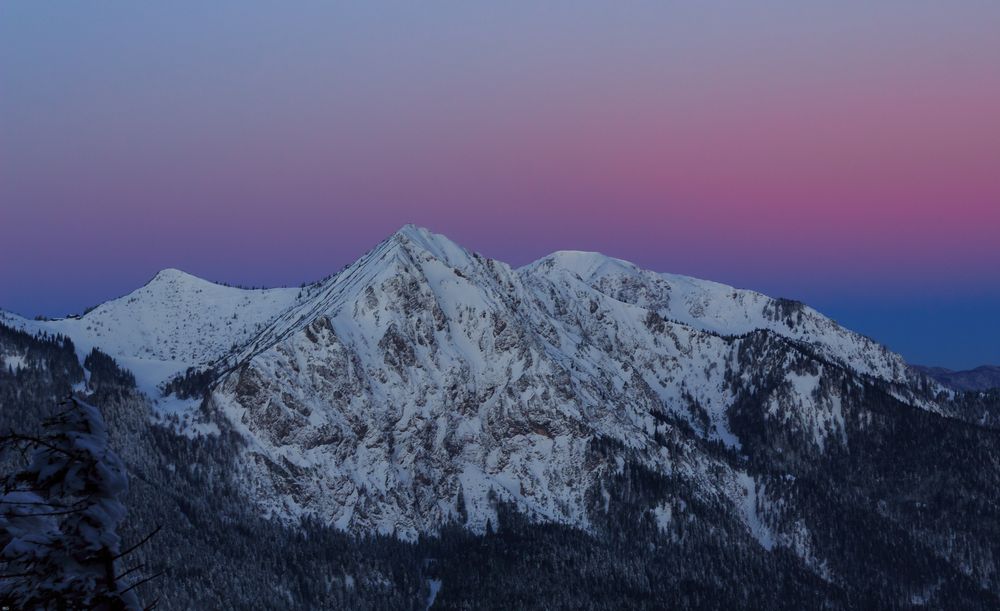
[
  {"left": 2, "top": 225, "right": 993, "bottom": 605},
  {"left": 0, "top": 226, "right": 948, "bottom": 545},
  {"left": 527, "top": 250, "right": 909, "bottom": 383},
  {"left": 194, "top": 226, "right": 945, "bottom": 540},
  {"left": 1, "top": 269, "right": 299, "bottom": 398}
]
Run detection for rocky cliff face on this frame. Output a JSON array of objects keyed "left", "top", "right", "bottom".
[{"left": 195, "top": 226, "right": 946, "bottom": 542}]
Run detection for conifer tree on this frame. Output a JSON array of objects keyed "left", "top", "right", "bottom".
[{"left": 0, "top": 397, "right": 146, "bottom": 609}]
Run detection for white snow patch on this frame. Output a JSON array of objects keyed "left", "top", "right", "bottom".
[
  {"left": 653, "top": 503, "right": 673, "bottom": 532},
  {"left": 425, "top": 579, "right": 442, "bottom": 609},
  {"left": 1, "top": 354, "right": 26, "bottom": 371},
  {"left": 734, "top": 472, "right": 775, "bottom": 551}
]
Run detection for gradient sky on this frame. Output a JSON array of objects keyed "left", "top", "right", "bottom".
[{"left": 2, "top": 2, "right": 998, "bottom": 368}]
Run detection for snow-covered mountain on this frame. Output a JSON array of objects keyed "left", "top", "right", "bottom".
[
  {"left": 1, "top": 226, "right": 948, "bottom": 541},
  {"left": 0, "top": 269, "right": 300, "bottom": 398},
  {"left": 529, "top": 250, "right": 910, "bottom": 382},
  {"left": 80, "top": 225, "right": 931, "bottom": 540},
  {"left": 4, "top": 225, "right": 998, "bottom": 607},
  {"left": 913, "top": 364, "right": 1000, "bottom": 391}
]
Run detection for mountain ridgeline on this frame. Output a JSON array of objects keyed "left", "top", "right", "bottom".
[
  {"left": 2, "top": 226, "right": 999, "bottom": 609},
  {"left": 912, "top": 364, "right": 1000, "bottom": 392}
]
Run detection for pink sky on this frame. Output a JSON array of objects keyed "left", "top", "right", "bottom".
[{"left": 1, "top": 2, "right": 998, "bottom": 366}]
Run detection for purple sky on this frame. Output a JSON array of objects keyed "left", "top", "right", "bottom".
[{"left": 2, "top": 2, "right": 999, "bottom": 368}]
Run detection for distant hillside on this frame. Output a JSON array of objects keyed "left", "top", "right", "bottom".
[{"left": 913, "top": 365, "right": 1000, "bottom": 391}]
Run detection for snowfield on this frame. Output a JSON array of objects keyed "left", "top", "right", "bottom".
[{"left": 2, "top": 269, "right": 300, "bottom": 400}]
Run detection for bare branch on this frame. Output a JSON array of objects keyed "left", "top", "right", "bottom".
[
  {"left": 3, "top": 506, "right": 88, "bottom": 517},
  {"left": 115, "top": 563, "right": 145, "bottom": 581},
  {"left": 119, "top": 570, "right": 165, "bottom": 595},
  {"left": 114, "top": 524, "right": 162, "bottom": 560}
]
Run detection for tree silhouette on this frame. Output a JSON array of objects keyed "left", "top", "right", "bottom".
[{"left": 0, "top": 397, "right": 159, "bottom": 609}]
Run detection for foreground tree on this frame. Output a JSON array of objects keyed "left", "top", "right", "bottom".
[{"left": 0, "top": 396, "right": 151, "bottom": 609}]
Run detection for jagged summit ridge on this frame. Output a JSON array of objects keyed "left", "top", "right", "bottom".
[
  {"left": 528, "top": 246, "right": 909, "bottom": 384},
  {"left": 223, "top": 225, "right": 490, "bottom": 366},
  {"left": 2, "top": 225, "right": 943, "bottom": 541},
  {"left": 1, "top": 224, "right": 926, "bottom": 406},
  {"left": 392, "top": 224, "right": 474, "bottom": 267},
  {"left": 188, "top": 226, "right": 942, "bottom": 539},
  {"left": 4, "top": 225, "right": 996, "bottom": 607}
]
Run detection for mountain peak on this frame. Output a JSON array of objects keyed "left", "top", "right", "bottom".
[
  {"left": 386, "top": 225, "right": 472, "bottom": 269},
  {"left": 526, "top": 250, "right": 635, "bottom": 278},
  {"left": 392, "top": 223, "right": 433, "bottom": 240},
  {"left": 147, "top": 267, "right": 205, "bottom": 287}
]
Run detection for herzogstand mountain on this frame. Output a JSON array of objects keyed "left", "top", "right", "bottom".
[{"left": 2, "top": 225, "right": 999, "bottom": 609}]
